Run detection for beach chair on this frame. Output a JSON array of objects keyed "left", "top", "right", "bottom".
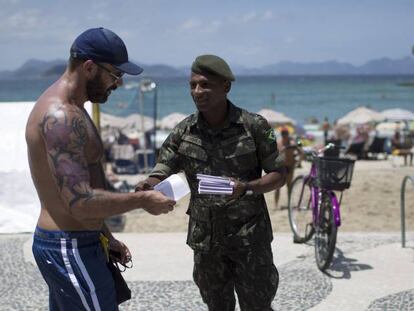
[
  {"left": 367, "top": 136, "right": 388, "bottom": 160},
  {"left": 345, "top": 141, "right": 366, "bottom": 159}
]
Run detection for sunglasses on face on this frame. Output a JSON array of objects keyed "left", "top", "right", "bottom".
[{"left": 94, "top": 62, "right": 124, "bottom": 83}]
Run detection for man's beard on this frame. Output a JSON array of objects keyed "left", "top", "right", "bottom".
[{"left": 86, "top": 71, "right": 115, "bottom": 103}]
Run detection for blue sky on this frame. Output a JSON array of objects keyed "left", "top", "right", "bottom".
[{"left": 1, "top": 0, "right": 413, "bottom": 71}]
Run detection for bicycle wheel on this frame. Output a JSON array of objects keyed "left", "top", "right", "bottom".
[
  {"left": 314, "top": 191, "right": 337, "bottom": 271},
  {"left": 288, "top": 175, "right": 314, "bottom": 243}
]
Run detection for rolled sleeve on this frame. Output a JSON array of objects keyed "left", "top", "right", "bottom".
[
  {"left": 262, "top": 152, "right": 285, "bottom": 172},
  {"left": 150, "top": 163, "right": 172, "bottom": 178}
]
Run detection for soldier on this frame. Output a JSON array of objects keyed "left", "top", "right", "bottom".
[{"left": 136, "top": 54, "right": 286, "bottom": 310}]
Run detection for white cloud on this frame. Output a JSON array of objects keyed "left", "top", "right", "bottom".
[
  {"left": 87, "top": 12, "right": 110, "bottom": 22},
  {"left": 284, "top": 36, "right": 295, "bottom": 44},
  {"left": 0, "top": 7, "right": 76, "bottom": 47},
  {"left": 224, "top": 44, "right": 264, "bottom": 57},
  {"left": 229, "top": 10, "right": 273, "bottom": 24},
  {"left": 241, "top": 11, "right": 257, "bottom": 23},
  {"left": 204, "top": 20, "right": 222, "bottom": 33},
  {"left": 262, "top": 10, "right": 273, "bottom": 21},
  {"left": 175, "top": 18, "right": 221, "bottom": 34},
  {"left": 179, "top": 18, "right": 202, "bottom": 30},
  {"left": 0, "top": 0, "right": 20, "bottom": 5},
  {"left": 90, "top": 0, "right": 110, "bottom": 11},
  {"left": 0, "top": 9, "right": 48, "bottom": 39},
  {"left": 5, "top": 10, "right": 45, "bottom": 29}
]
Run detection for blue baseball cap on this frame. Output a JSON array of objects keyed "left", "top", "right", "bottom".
[{"left": 70, "top": 27, "right": 143, "bottom": 75}]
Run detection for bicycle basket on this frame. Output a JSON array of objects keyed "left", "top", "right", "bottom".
[{"left": 314, "top": 157, "right": 355, "bottom": 191}]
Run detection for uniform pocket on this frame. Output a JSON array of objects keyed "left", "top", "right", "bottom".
[
  {"left": 224, "top": 213, "right": 267, "bottom": 249},
  {"left": 186, "top": 205, "right": 211, "bottom": 252},
  {"left": 178, "top": 139, "right": 208, "bottom": 176},
  {"left": 222, "top": 136, "right": 258, "bottom": 173},
  {"left": 178, "top": 141, "right": 208, "bottom": 161},
  {"left": 224, "top": 198, "right": 268, "bottom": 249}
]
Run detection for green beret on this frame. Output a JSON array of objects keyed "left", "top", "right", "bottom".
[{"left": 191, "top": 54, "right": 235, "bottom": 81}]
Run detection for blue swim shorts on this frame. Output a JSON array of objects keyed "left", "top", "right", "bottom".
[{"left": 32, "top": 226, "right": 118, "bottom": 311}]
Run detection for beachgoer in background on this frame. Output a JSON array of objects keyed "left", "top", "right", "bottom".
[
  {"left": 274, "top": 127, "right": 303, "bottom": 209},
  {"left": 321, "top": 117, "right": 330, "bottom": 144},
  {"left": 334, "top": 123, "right": 351, "bottom": 143},
  {"left": 391, "top": 130, "right": 403, "bottom": 150},
  {"left": 26, "top": 27, "right": 175, "bottom": 310},
  {"left": 391, "top": 129, "right": 413, "bottom": 165},
  {"left": 345, "top": 125, "right": 370, "bottom": 159},
  {"left": 353, "top": 125, "right": 369, "bottom": 145},
  {"left": 135, "top": 54, "right": 286, "bottom": 310}
]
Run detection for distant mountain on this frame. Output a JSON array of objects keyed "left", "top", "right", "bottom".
[
  {"left": 9, "top": 59, "right": 66, "bottom": 79},
  {"left": 233, "top": 57, "right": 414, "bottom": 75},
  {"left": 0, "top": 59, "right": 186, "bottom": 80},
  {"left": 1, "top": 56, "right": 414, "bottom": 80},
  {"left": 259, "top": 60, "right": 357, "bottom": 75},
  {"left": 43, "top": 63, "right": 66, "bottom": 76},
  {"left": 358, "top": 57, "right": 414, "bottom": 75}
]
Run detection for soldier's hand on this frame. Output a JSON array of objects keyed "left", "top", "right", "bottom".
[
  {"left": 141, "top": 190, "right": 176, "bottom": 215},
  {"left": 229, "top": 178, "right": 247, "bottom": 199}
]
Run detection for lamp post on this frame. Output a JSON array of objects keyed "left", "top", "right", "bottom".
[{"left": 138, "top": 78, "right": 157, "bottom": 173}]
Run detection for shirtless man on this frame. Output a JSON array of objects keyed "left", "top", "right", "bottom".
[
  {"left": 26, "top": 27, "right": 175, "bottom": 310},
  {"left": 274, "top": 128, "right": 302, "bottom": 209}
]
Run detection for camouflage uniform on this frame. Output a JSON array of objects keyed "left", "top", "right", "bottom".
[{"left": 150, "top": 102, "right": 284, "bottom": 311}]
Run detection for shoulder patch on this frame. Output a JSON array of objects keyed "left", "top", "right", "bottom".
[{"left": 266, "top": 128, "right": 276, "bottom": 142}]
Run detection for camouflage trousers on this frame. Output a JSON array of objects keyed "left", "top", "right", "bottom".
[{"left": 193, "top": 244, "right": 278, "bottom": 311}]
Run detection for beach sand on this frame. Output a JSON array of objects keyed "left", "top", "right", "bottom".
[{"left": 122, "top": 156, "right": 414, "bottom": 233}]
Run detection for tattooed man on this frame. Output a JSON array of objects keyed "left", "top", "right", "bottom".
[{"left": 26, "top": 28, "right": 175, "bottom": 310}]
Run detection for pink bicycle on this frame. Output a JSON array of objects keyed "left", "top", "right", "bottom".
[{"left": 288, "top": 143, "right": 355, "bottom": 271}]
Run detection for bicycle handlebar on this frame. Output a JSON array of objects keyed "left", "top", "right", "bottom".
[
  {"left": 315, "top": 142, "right": 335, "bottom": 155},
  {"left": 294, "top": 140, "right": 343, "bottom": 160}
]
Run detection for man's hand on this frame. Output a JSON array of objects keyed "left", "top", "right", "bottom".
[
  {"left": 135, "top": 180, "right": 153, "bottom": 192},
  {"left": 108, "top": 238, "right": 131, "bottom": 265},
  {"left": 135, "top": 177, "right": 161, "bottom": 192},
  {"left": 141, "top": 190, "right": 176, "bottom": 215}
]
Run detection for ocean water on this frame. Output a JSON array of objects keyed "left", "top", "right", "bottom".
[{"left": 1, "top": 75, "right": 413, "bottom": 124}]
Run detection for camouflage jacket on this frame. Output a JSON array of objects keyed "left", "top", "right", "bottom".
[{"left": 150, "top": 102, "right": 284, "bottom": 252}]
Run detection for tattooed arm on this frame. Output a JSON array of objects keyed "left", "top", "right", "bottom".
[{"left": 40, "top": 105, "right": 175, "bottom": 220}]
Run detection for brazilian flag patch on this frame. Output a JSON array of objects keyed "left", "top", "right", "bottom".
[{"left": 266, "top": 129, "right": 276, "bottom": 142}]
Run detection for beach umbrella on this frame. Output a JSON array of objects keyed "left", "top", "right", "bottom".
[
  {"left": 336, "top": 107, "right": 384, "bottom": 125},
  {"left": 158, "top": 112, "right": 188, "bottom": 129},
  {"left": 257, "top": 109, "right": 296, "bottom": 126},
  {"left": 101, "top": 113, "right": 130, "bottom": 128},
  {"left": 101, "top": 112, "right": 154, "bottom": 130},
  {"left": 380, "top": 108, "right": 414, "bottom": 122},
  {"left": 123, "top": 113, "right": 155, "bottom": 130},
  {"left": 376, "top": 121, "right": 402, "bottom": 132},
  {"left": 375, "top": 122, "right": 402, "bottom": 138}
]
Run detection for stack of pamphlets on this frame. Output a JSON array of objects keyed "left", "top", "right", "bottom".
[{"left": 197, "top": 174, "right": 234, "bottom": 195}]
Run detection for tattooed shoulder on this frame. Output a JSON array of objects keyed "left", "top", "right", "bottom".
[
  {"left": 39, "top": 105, "right": 93, "bottom": 209},
  {"left": 40, "top": 105, "right": 88, "bottom": 151}
]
